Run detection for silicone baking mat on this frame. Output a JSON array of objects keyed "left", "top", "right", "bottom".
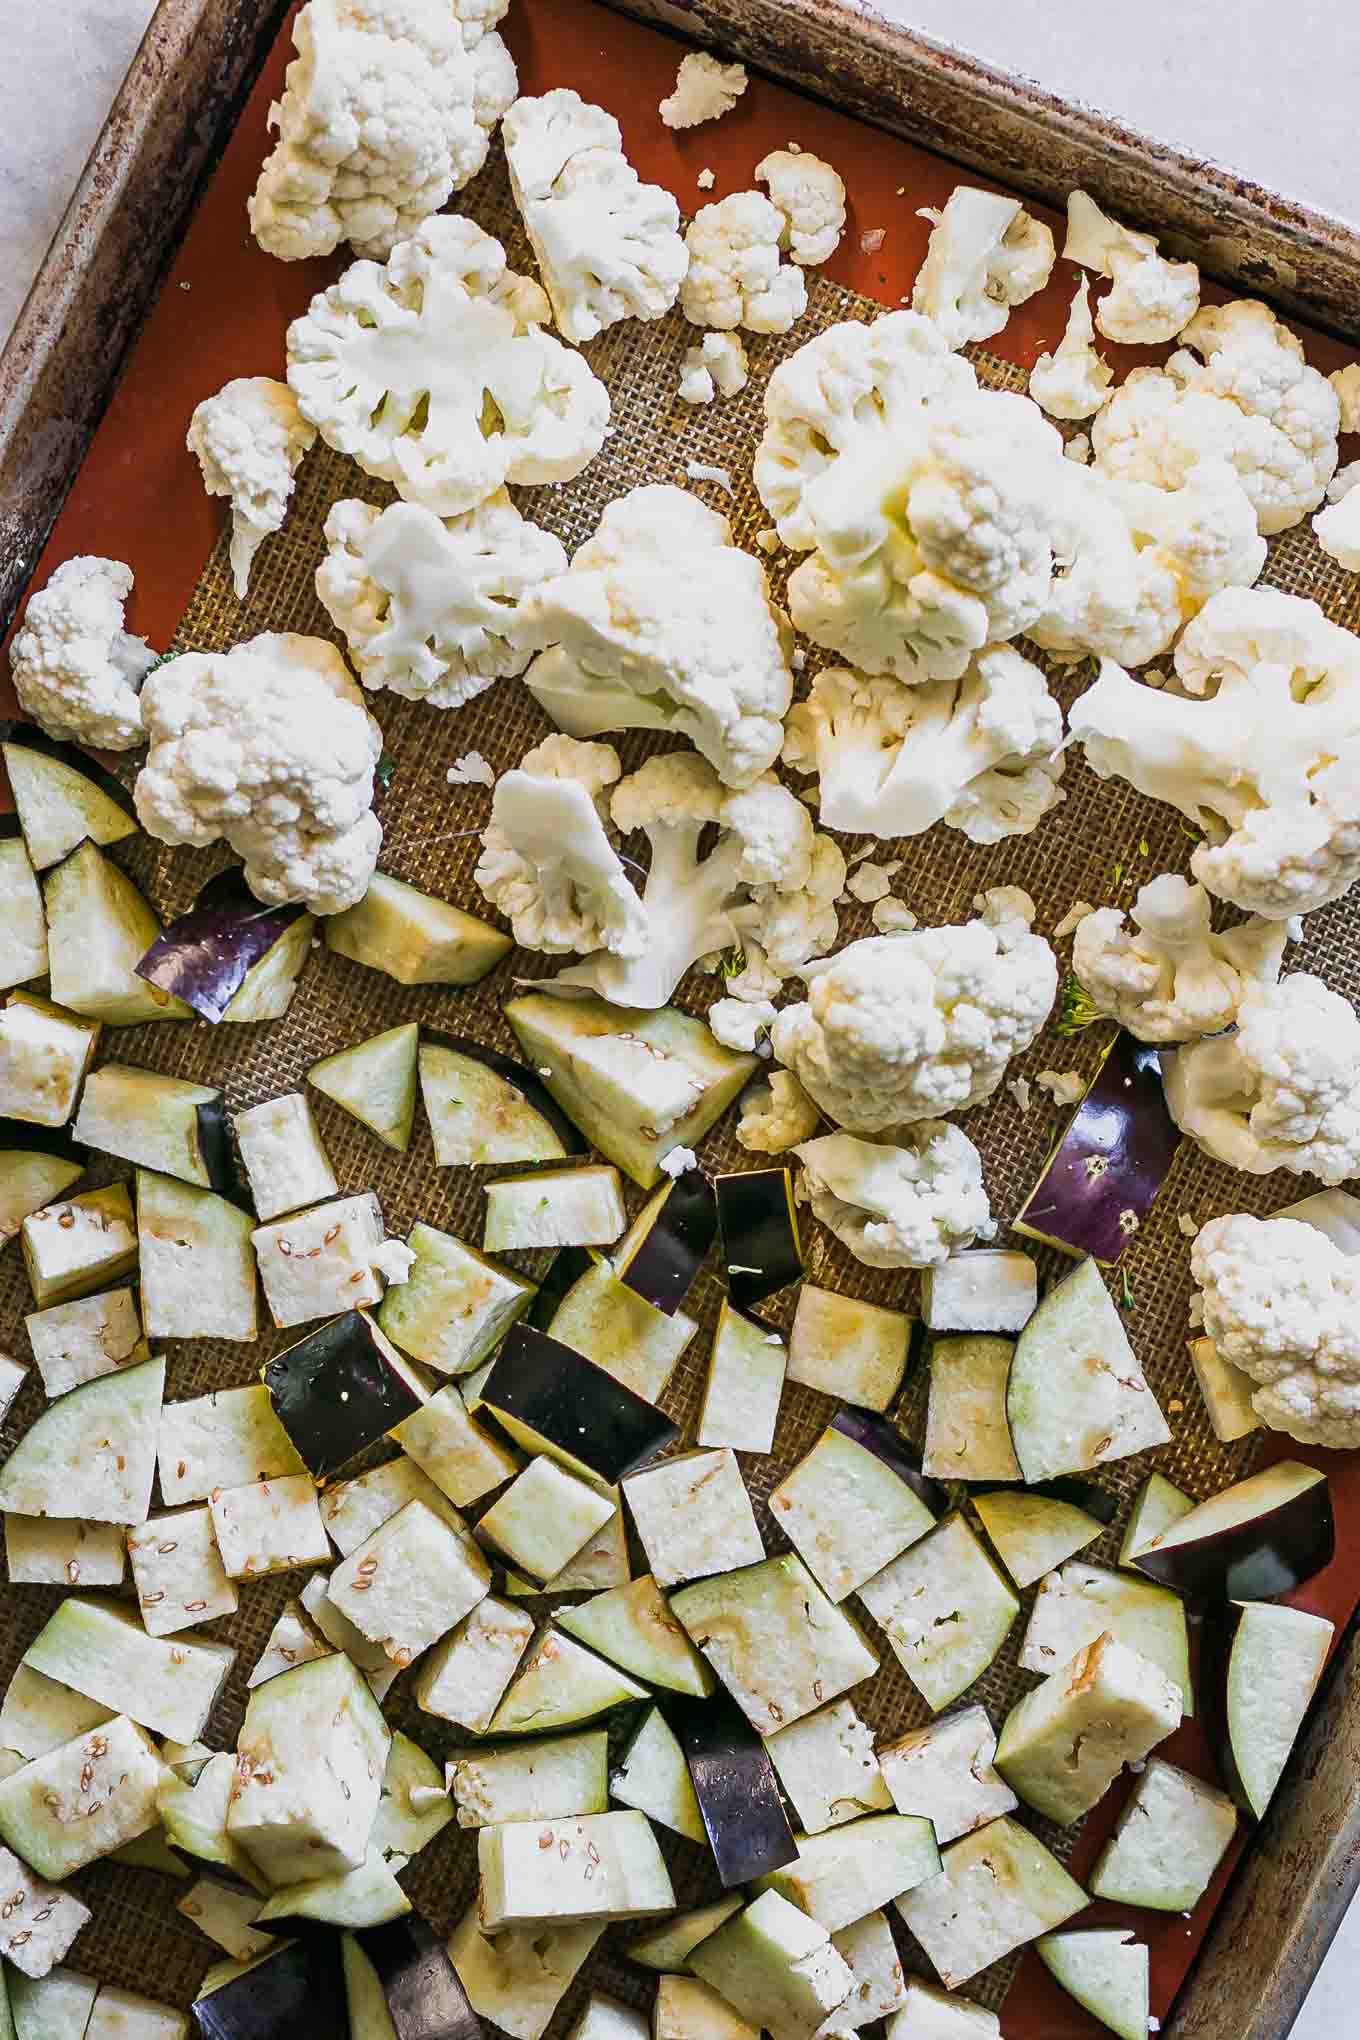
[{"left": 3, "top": 3, "right": 1360, "bottom": 2032}]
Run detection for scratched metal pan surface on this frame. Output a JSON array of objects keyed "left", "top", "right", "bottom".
[{"left": 1, "top": 4, "right": 1359, "bottom": 2038}]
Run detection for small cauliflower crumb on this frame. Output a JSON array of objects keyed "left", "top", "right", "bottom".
[
  {"left": 678, "top": 361, "right": 715, "bottom": 406},
  {"left": 1064, "top": 433, "right": 1092, "bottom": 463},
  {"left": 708, "top": 996, "right": 777, "bottom": 1052},
  {"left": 697, "top": 167, "right": 716, "bottom": 191},
  {"left": 659, "top": 51, "right": 748, "bottom": 130},
  {"left": 1178, "top": 1213, "right": 1200, "bottom": 1238},
  {"left": 872, "top": 898, "right": 918, "bottom": 932},
  {"left": 373, "top": 1240, "right": 417, "bottom": 1285},
  {"left": 859, "top": 228, "right": 886, "bottom": 254},
  {"left": 1035, "top": 1069, "right": 1086, "bottom": 1107},
  {"left": 1330, "top": 363, "right": 1360, "bottom": 434},
  {"left": 756, "top": 529, "right": 780, "bottom": 553},
  {"left": 659, "top": 1145, "right": 700, "bottom": 1177},
  {"left": 1008, "top": 1076, "right": 1032, "bottom": 1113},
  {"left": 678, "top": 331, "right": 750, "bottom": 408},
  {"left": 685, "top": 460, "right": 735, "bottom": 493},
  {"left": 756, "top": 149, "right": 847, "bottom": 267},
  {"left": 447, "top": 752, "right": 496, "bottom": 787},
  {"left": 791, "top": 647, "right": 807, "bottom": 671},
  {"left": 846, "top": 862, "right": 894, "bottom": 903},
  {"left": 1053, "top": 900, "right": 1096, "bottom": 939}
]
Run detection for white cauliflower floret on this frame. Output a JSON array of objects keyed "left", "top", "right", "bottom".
[
  {"left": 503, "top": 91, "right": 688, "bottom": 346},
  {"left": 316, "top": 494, "right": 566, "bottom": 707},
  {"left": 781, "top": 650, "right": 1064, "bottom": 843},
  {"left": 770, "top": 888, "right": 1057, "bottom": 1132},
  {"left": 9, "top": 556, "right": 156, "bottom": 750},
  {"left": 519, "top": 484, "right": 793, "bottom": 787},
  {"left": 1313, "top": 462, "right": 1360, "bottom": 571},
  {"left": 451, "top": 0, "right": 517, "bottom": 135},
  {"left": 795, "top": 1124, "right": 994, "bottom": 1268},
  {"left": 1063, "top": 190, "right": 1200, "bottom": 345},
  {"left": 755, "top": 149, "right": 847, "bottom": 266},
  {"left": 1192, "top": 1213, "right": 1360, "bottom": 1447},
  {"left": 755, "top": 310, "right": 1070, "bottom": 683},
  {"left": 286, "top": 214, "right": 609, "bottom": 517},
  {"left": 248, "top": 0, "right": 490, "bottom": 263},
  {"left": 1165, "top": 973, "right": 1360, "bottom": 1183},
  {"left": 473, "top": 734, "right": 647, "bottom": 957},
  {"left": 659, "top": 51, "right": 748, "bottom": 129},
  {"left": 1093, "top": 298, "right": 1340, "bottom": 535},
  {"left": 187, "top": 378, "right": 317, "bottom": 600},
  {"left": 1028, "top": 278, "right": 1112, "bottom": 421},
  {"left": 552, "top": 748, "right": 842, "bottom": 1008},
  {"left": 134, "top": 634, "right": 383, "bottom": 914},
  {"left": 1069, "top": 874, "right": 1286, "bottom": 1042},
  {"left": 912, "top": 186, "right": 1055, "bottom": 350},
  {"left": 678, "top": 332, "right": 749, "bottom": 405},
  {"left": 680, "top": 191, "right": 808, "bottom": 334},
  {"left": 737, "top": 1070, "right": 821, "bottom": 1153},
  {"left": 708, "top": 997, "right": 776, "bottom": 1051},
  {"left": 1069, "top": 587, "right": 1360, "bottom": 919},
  {"left": 1331, "top": 364, "right": 1360, "bottom": 434}
]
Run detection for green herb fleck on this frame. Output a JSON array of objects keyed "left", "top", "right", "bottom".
[
  {"left": 1138, "top": 838, "right": 1150, "bottom": 859},
  {"left": 1178, "top": 817, "right": 1204, "bottom": 844},
  {"left": 720, "top": 946, "right": 747, "bottom": 980},
  {"left": 375, "top": 753, "right": 397, "bottom": 794},
  {"left": 1112, "top": 861, "right": 1124, "bottom": 886},
  {"left": 1119, "top": 1270, "right": 1136, "bottom": 1311},
  {"left": 1056, "top": 974, "right": 1103, "bottom": 1035}
]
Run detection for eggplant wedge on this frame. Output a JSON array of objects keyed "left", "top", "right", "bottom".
[{"left": 664, "top": 1692, "right": 798, "bottom": 1888}]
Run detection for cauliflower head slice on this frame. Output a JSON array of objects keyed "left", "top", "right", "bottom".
[
  {"left": 134, "top": 632, "right": 383, "bottom": 915},
  {"left": 1028, "top": 277, "right": 1113, "bottom": 422},
  {"left": 503, "top": 91, "right": 688, "bottom": 346},
  {"left": 550, "top": 748, "right": 841, "bottom": 1009},
  {"left": 781, "top": 650, "right": 1064, "bottom": 844},
  {"left": 1092, "top": 298, "right": 1340, "bottom": 535},
  {"left": 1070, "top": 874, "right": 1286, "bottom": 1043},
  {"left": 911, "top": 186, "right": 1055, "bottom": 350},
  {"left": 770, "top": 888, "right": 1058, "bottom": 1133},
  {"left": 680, "top": 191, "right": 808, "bottom": 334},
  {"left": 737, "top": 1069, "right": 821, "bottom": 1154},
  {"left": 1313, "top": 462, "right": 1360, "bottom": 572},
  {"left": 248, "top": 0, "right": 489, "bottom": 263},
  {"left": 316, "top": 494, "right": 567, "bottom": 707},
  {"left": 795, "top": 1124, "right": 995, "bottom": 1269},
  {"left": 518, "top": 484, "right": 793, "bottom": 788},
  {"left": 1165, "top": 973, "right": 1360, "bottom": 1185},
  {"left": 1070, "top": 588, "right": 1360, "bottom": 920},
  {"left": 659, "top": 51, "right": 748, "bottom": 129},
  {"left": 473, "top": 734, "right": 648, "bottom": 957},
  {"left": 187, "top": 377, "right": 317, "bottom": 601},
  {"left": 10, "top": 555, "right": 156, "bottom": 751},
  {"left": 1063, "top": 190, "right": 1200, "bottom": 345},
  {"left": 286, "top": 213, "right": 610, "bottom": 516},
  {"left": 1192, "top": 1212, "right": 1360, "bottom": 1446},
  {"left": 755, "top": 149, "right": 847, "bottom": 267}
]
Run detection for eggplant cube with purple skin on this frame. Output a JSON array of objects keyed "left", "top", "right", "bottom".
[
  {"left": 0, "top": 1844, "right": 91, "bottom": 1979},
  {"left": 877, "top": 1703, "right": 1017, "bottom": 1846},
  {"left": 622, "top": 1448, "right": 764, "bottom": 1587},
  {"left": 233, "top": 1093, "right": 338, "bottom": 1222},
  {"left": 127, "top": 1507, "right": 239, "bottom": 1636},
  {"left": 995, "top": 1632, "right": 1183, "bottom": 1826},
  {"left": 329, "top": 1500, "right": 491, "bottom": 1669},
  {"left": 208, "top": 1476, "right": 331, "bottom": 1580},
  {"left": 253, "top": 1193, "right": 390, "bottom": 1328},
  {"left": 671, "top": 1553, "right": 878, "bottom": 1735},
  {"left": 265, "top": 1313, "right": 429, "bottom": 1483}
]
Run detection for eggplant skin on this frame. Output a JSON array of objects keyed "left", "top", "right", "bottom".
[
  {"left": 1135, "top": 1488, "right": 1335, "bottom": 1603},
  {"left": 482, "top": 1324, "right": 679, "bottom": 1484},
  {"left": 665, "top": 1692, "right": 797, "bottom": 1888},
  {"left": 356, "top": 1918, "right": 482, "bottom": 2040},
  {"left": 265, "top": 1313, "right": 425, "bottom": 1480},
  {"left": 193, "top": 1935, "right": 348, "bottom": 2038},
  {"left": 422, "top": 1029, "right": 587, "bottom": 1158},
  {"left": 195, "top": 1099, "right": 253, "bottom": 1213},
  {"left": 831, "top": 1407, "right": 948, "bottom": 1515},
  {"left": 136, "top": 869, "right": 309, "bottom": 1024},
  {"left": 715, "top": 1168, "right": 803, "bottom": 1310}
]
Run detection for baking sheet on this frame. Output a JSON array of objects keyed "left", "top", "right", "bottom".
[{"left": 3, "top": 2, "right": 1360, "bottom": 2033}]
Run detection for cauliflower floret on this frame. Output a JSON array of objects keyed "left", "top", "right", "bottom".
[
  {"left": 248, "top": 0, "right": 491, "bottom": 263},
  {"left": 1331, "top": 364, "right": 1360, "bottom": 434},
  {"left": 680, "top": 191, "right": 808, "bottom": 334},
  {"left": 1028, "top": 278, "right": 1112, "bottom": 422},
  {"left": 1165, "top": 973, "right": 1360, "bottom": 1183},
  {"left": 708, "top": 997, "right": 776, "bottom": 1051},
  {"left": 286, "top": 214, "right": 609, "bottom": 517},
  {"left": 1069, "top": 874, "right": 1286, "bottom": 1042},
  {"left": 781, "top": 649, "right": 1064, "bottom": 843},
  {"left": 911, "top": 186, "right": 1055, "bottom": 350},
  {"left": 677, "top": 332, "right": 749, "bottom": 406},
  {"left": 551, "top": 748, "right": 842, "bottom": 1008},
  {"left": 1092, "top": 298, "right": 1340, "bottom": 535},
  {"left": 1063, "top": 190, "right": 1200, "bottom": 345},
  {"left": 755, "top": 149, "right": 847, "bottom": 266},
  {"left": 9, "top": 556, "right": 155, "bottom": 751},
  {"left": 770, "top": 888, "right": 1057, "bottom": 1132},
  {"left": 134, "top": 634, "right": 383, "bottom": 915},
  {"left": 316, "top": 494, "right": 566, "bottom": 707},
  {"left": 451, "top": 0, "right": 518, "bottom": 134},
  {"left": 795, "top": 1123, "right": 994, "bottom": 1268},
  {"left": 503, "top": 91, "right": 688, "bottom": 345},
  {"left": 659, "top": 51, "right": 748, "bottom": 129},
  {"left": 1313, "top": 462, "right": 1360, "bottom": 571},
  {"left": 518, "top": 484, "right": 793, "bottom": 787},
  {"left": 1192, "top": 1212, "right": 1360, "bottom": 1446},
  {"left": 187, "top": 378, "right": 316, "bottom": 601},
  {"left": 755, "top": 310, "right": 1070, "bottom": 683},
  {"left": 473, "top": 734, "right": 648, "bottom": 957},
  {"left": 737, "top": 1069, "right": 821, "bottom": 1153},
  {"left": 1069, "top": 587, "right": 1360, "bottom": 919}
]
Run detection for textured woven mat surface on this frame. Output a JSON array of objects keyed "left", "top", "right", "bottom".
[{"left": 3, "top": 141, "right": 1360, "bottom": 2030}]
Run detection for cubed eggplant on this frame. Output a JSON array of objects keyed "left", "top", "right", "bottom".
[
  {"left": 664, "top": 1692, "right": 798, "bottom": 1888},
  {"left": 1205, "top": 1599, "right": 1335, "bottom": 1821},
  {"left": 479, "top": 1325, "right": 679, "bottom": 1492},
  {"left": 193, "top": 1935, "right": 348, "bottom": 2039},
  {"left": 829, "top": 1408, "right": 948, "bottom": 1516},
  {"left": 614, "top": 1170, "right": 718, "bottom": 1315},
  {"left": 73, "top": 1063, "right": 248, "bottom": 1206},
  {"left": 353, "top": 1918, "right": 483, "bottom": 2040},
  {"left": 1132, "top": 1461, "right": 1335, "bottom": 1602},
  {"left": 263, "top": 1312, "right": 429, "bottom": 1481},
  {"left": 1013, "top": 1031, "right": 1180, "bottom": 1265},
  {"left": 136, "top": 870, "right": 314, "bottom": 1024},
  {"left": 0, "top": 1118, "right": 85, "bottom": 1243},
  {"left": 715, "top": 1169, "right": 802, "bottom": 1310},
  {"left": 419, "top": 1031, "right": 585, "bottom": 1167},
  {"left": 2, "top": 730, "right": 138, "bottom": 870}
]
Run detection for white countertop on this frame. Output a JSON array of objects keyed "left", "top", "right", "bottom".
[{"left": 0, "top": 5, "right": 1356, "bottom": 2031}]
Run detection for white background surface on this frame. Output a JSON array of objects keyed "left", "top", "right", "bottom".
[{"left": 0, "top": 3, "right": 1357, "bottom": 2031}]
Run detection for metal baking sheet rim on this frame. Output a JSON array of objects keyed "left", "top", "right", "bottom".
[{"left": 1, "top": 0, "right": 1359, "bottom": 2033}]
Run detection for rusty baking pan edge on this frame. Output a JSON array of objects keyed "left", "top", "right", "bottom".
[
  {"left": 3, "top": 1, "right": 1360, "bottom": 2034},
  {"left": 0, "top": 0, "right": 291, "bottom": 635},
  {"left": 607, "top": 0, "right": 1360, "bottom": 343}
]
